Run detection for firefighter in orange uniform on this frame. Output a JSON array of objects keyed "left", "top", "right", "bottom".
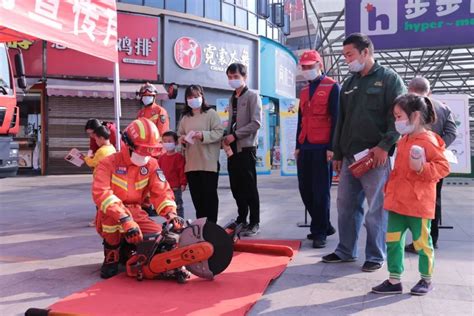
[
  {"left": 137, "top": 82, "right": 170, "bottom": 138},
  {"left": 92, "top": 118, "right": 178, "bottom": 279}
]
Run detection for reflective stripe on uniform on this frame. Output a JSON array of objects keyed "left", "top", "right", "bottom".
[
  {"left": 102, "top": 224, "right": 124, "bottom": 233},
  {"left": 135, "top": 178, "right": 149, "bottom": 190},
  {"left": 111, "top": 174, "right": 128, "bottom": 191},
  {"left": 150, "top": 114, "right": 159, "bottom": 122},
  {"left": 386, "top": 231, "right": 401, "bottom": 243},
  {"left": 135, "top": 119, "right": 146, "bottom": 140},
  {"left": 156, "top": 200, "right": 177, "bottom": 214},
  {"left": 101, "top": 194, "right": 121, "bottom": 213}
]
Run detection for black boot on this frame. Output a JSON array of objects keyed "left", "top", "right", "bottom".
[{"left": 101, "top": 241, "right": 120, "bottom": 279}]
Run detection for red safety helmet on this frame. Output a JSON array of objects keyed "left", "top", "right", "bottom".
[
  {"left": 123, "top": 118, "right": 162, "bottom": 156},
  {"left": 138, "top": 82, "right": 158, "bottom": 97}
]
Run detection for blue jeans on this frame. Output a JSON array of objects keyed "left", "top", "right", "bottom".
[{"left": 334, "top": 157, "right": 390, "bottom": 263}]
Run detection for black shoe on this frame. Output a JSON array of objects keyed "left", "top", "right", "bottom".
[
  {"left": 327, "top": 226, "right": 336, "bottom": 236},
  {"left": 405, "top": 243, "right": 417, "bottom": 254},
  {"left": 322, "top": 252, "right": 357, "bottom": 263},
  {"left": 362, "top": 261, "right": 383, "bottom": 272},
  {"left": 410, "top": 279, "right": 434, "bottom": 296},
  {"left": 372, "top": 280, "right": 403, "bottom": 294},
  {"left": 243, "top": 223, "right": 259, "bottom": 237},
  {"left": 312, "top": 239, "right": 327, "bottom": 249},
  {"left": 100, "top": 262, "right": 118, "bottom": 279},
  {"left": 433, "top": 242, "right": 438, "bottom": 249},
  {"left": 307, "top": 226, "right": 336, "bottom": 240}
]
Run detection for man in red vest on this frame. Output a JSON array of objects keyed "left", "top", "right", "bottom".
[{"left": 295, "top": 50, "right": 340, "bottom": 248}]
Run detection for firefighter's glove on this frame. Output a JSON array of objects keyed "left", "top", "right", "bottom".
[
  {"left": 120, "top": 216, "right": 143, "bottom": 244},
  {"left": 165, "top": 212, "right": 184, "bottom": 231}
]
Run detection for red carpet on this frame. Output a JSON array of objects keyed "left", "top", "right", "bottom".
[{"left": 49, "top": 239, "right": 300, "bottom": 316}]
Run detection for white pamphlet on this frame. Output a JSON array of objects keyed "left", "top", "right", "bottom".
[
  {"left": 354, "top": 149, "right": 370, "bottom": 161},
  {"left": 185, "top": 131, "right": 196, "bottom": 144},
  {"left": 65, "top": 148, "right": 84, "bottom": 167}
]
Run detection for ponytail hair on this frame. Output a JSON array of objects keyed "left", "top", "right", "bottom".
[
  {"left": 393, "top": 93, "right": 437, "bottom": 127},
  {"left": 423, "top": 97, "right": 437, "bottom": 125}
]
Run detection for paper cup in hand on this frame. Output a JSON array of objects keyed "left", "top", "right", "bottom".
[{"left": 185, "top": 131, "right": 196, "bottom": 144}]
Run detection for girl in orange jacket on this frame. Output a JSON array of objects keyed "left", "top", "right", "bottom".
[{"left": 372, "top": 94, "right": 450, "bottom": 296}]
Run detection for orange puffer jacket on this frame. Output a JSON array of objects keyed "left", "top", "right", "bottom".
[{"left": 384, "top": 131, "right": 450, "bottom": 219}]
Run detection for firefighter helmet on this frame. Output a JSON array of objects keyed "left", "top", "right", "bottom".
[
  {"left": 123, "top": 118, "right": 162, "bottom": 156},
  {"left": 138, "top": 82, "right": 158, "bottom": 97}
]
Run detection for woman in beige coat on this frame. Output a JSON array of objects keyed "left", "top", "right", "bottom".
[{"left": 178, "top": 85, "right": 224, "bottom": 223}]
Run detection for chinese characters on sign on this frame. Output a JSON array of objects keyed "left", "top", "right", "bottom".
[
  {"left": 275, "top": 49, "right": 296, "bottom": 99},
  {"left": 203, "top": 43, "right": 250, "bottom": 72},
  {"left": 405, "top": 0, "right": 463, "bottom": 19},
  {"left": 0, "top": 0, "right": 118, "bottom": 62},
  {"left": 346, "top": 0, "right": 474, "bottom": 50}
]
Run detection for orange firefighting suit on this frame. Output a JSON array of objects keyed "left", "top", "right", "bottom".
[
  {"left": 137, "top": 103, "right": 170, "bottom": 138},
  {"left": 92, "top": 146, "right": 177, "bottom": 246}
]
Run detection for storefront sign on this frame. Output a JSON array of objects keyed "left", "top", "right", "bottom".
[
  {"left": 164, "top": 18, "right": 258, "bottom": 90},
  {"left": 259, "top": 37, "right": 296, "bottom": 99},
  {"left": 275, "top": 49, "right": 296, "bottom": 99},
  {"left": 8, "top": 13, "right": 159, "bottom": 80},
  {"left": 279, "top": 98, "right": 299, "bottom": 176},
  {"left": 433, "top": 94, "right": 471, "bottom": 174},
  {"left": 0, "top": 0, "right": 118, "bottom": 62},
  {"left": 174, "top": 37, "right": 202, "bottom": 70},
  {"left": 345, "top": 0, "right": 474, "bottom": 49}
]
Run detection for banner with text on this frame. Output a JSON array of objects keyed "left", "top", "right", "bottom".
[
  {"left": 0, "top": 0, "right": 118, "bottom": 62},
  {"left": 433, "top": 94, "right": 471, "bottom": 174},
  {"left": 280, "top": 98, "right": 299, "bottom": 176},
  {"left": 345, "top": 0, "right": 474, "bottom": 50}
]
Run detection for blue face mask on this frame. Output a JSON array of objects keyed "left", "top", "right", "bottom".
[{"left": 228, "top": 79, "right": 243, "bottom": 89}]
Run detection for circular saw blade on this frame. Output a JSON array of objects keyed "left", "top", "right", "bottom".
[{"left": 202, "top": 221, "right": 234, "bottom": 276}]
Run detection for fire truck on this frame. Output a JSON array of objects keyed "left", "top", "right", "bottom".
[{"left": 0, "top": 42, "right": 25, "bottom": 177}]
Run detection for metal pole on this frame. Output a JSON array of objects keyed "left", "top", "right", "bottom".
[
  {"left": 297, "top": 209, "right": 311, "bottom": 227},
  {"left": 113, "top": 62, "right": 121, "bottom": 151}
]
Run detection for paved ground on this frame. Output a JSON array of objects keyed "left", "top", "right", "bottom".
[{"left": 0, "top": 173, "right": 473, "bottom": 315}]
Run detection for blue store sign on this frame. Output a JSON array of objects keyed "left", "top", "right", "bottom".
[
  {"left": 345, "top": 0, "right": 474, "bottom": 50},
  {"left": 259, "top": 37, "right": 297, "bottom": 99}
]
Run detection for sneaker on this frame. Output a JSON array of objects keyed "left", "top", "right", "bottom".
[
  {"left": 321, "top": 252, "right": 357, "bottom": 263},
  {"left": 362, "top": 261, "right": 383, "bottom": 272},
  {"left": 372, "top": 280, "right": 403, "bottom": 294},
  {"left": 405, "top": 243, "right": 417, "bottom": 254},
  {"left": 307, "top": 226, "right": 336, "bottom": 240},
  {"left": 410, "top": 279, "right": 434, "bottom": 296},
  {"left": 312, "top": 239, "right": 327, "bottom": 249},
  {"left": 243, "top": 223, "right": 259, "bottom": 237}
]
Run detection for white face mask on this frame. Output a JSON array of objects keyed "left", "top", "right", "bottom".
[
  {"left": 187, "top": 97, "right": 202, "bottom": 109},
  {"left": 348, "top": 58, "right": 366, "bottom": 73},
  {"left": 130, "top": 152, "right": 151, "bottom": 166},
  {"left": 228, "top": 79, "right": 243, "bottom": 89},
  {"left": 395, "top": 119, "right": 416, "bottom": 135},
  {"left": 163, "top": 142, "right": 176, "bottom": 152},
  {"left": 302, "top": 67, "right": 319, "bottom": 81},
  {"left": 142, "top": 96, "right": 154, "bottom": 106}
]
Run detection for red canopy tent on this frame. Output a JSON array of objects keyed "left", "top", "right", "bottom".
[{"left": 0, "top": 0, "right": 122, "bottom": 148}]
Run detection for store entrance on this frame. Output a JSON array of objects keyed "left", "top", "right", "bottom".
[{"left": 16, "top": 90, "right": 43, "bottom": 175}]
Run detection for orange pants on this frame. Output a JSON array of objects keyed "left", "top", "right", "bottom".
[{"left": 96, "top": 204, "right": 162, "bottom": 246}]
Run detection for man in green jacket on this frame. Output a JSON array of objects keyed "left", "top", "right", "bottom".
[{"left": 322, "top": 33, "right": 406, "bottom": 272}]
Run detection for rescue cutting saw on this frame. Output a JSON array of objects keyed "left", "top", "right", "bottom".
[{"left": 126, "top": 218, "right": 233, "bottom": 282}]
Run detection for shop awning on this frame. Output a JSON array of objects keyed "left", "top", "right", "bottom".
[{"left": 45, "top": 79, "right": 168, "bottom": 100}]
